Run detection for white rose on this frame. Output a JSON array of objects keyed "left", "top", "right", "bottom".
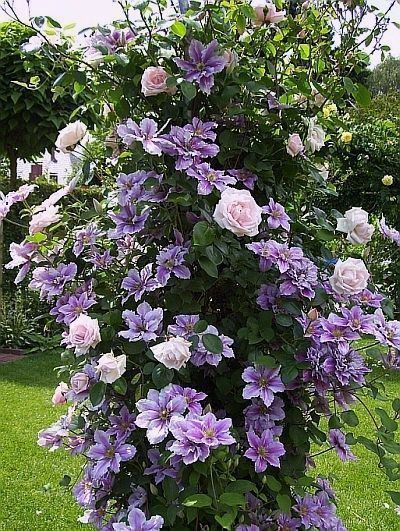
[
  {"left": 305, "top": 117, "right": 325, "bottom": 153},
  {"left": 141, "top": 66, "right": 176, "bottom": 97},
  {"left": 56, "top": 121, "right": 87, "bottom": 153},
  {"left": 96, "top": 351, "right": 127, "bottom": 383},
  {"left": 151, "top": 337, "right": 192, "bottom": 370},
  {"left": 286, "top": 133, "right": 304, "bottom": 157},
  {"left": 329, "top": 257, "right": 370, "bottom": 295},
  {"left": 213, "top": 188, "right": 263, "bottom": 237},
  {"left": 337, "top": 207, "right": 375, "bottom": 245},
  {"left": 64, "top": 314, "right": 101, "bottom": 355}
]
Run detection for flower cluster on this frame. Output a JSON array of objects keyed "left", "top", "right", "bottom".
[{"left": 4, "top": 1, "right": 399, "bottom": 529}]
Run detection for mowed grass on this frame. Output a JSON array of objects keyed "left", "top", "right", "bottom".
[
  {"left": 0, "top": 352, "right": 84, "bottom": 531},
  {"left": 314, "top": 369, "right": 400, "bottom": 531},
  {"left": 0, "top": 353, "right": 399, "bottom": 530}
]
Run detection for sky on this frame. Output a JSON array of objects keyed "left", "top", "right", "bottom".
[{"left": 0, "top": 0, "right": 399, "bottom": 66}]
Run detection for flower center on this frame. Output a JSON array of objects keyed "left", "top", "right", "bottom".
[
  {"left": 206, "top": 172, "right": 217, "bottom": 182},
  {"left": 160, "top": 409, "right": 169, "bottom": 420},
  {"left": 106, "top": 447, "right": 116, "bottom": 458},
  {"left": 257, "top": 446, "right": 268, "bottom": 458},
  {"left": 204, "top": 427, "right": 215, "bottom": 438},
  {"left": 258, "top": 377, "right": 269, "bottom": 388},
  {"left": 197, "top": 62, "right": 205, "bottom": 70},
  {"left": 332, "top": 328, "right": 344, "bottom": 338}
]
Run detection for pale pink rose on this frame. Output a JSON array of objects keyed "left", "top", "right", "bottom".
[
  {"left": 213, "top": 188, "right": 263, "bottom": 237},
  {"left": 29, "top": 205, "right": 61, "bottom": 234},
  {"left": 141, "top": 66, "right": 176, "bottom": 97},
  {"left": 7, "top": 184, "right": 37, "bottom": 206},
  {"left": 223, "top": 49, "right": 238, "bottom": 72},
  {"left": 336, "top": 207, "right": 374, "bottom": 245},
  {"left": 52, "top": 382, "right": 69, "bottom": 406},
  {"left": 252, "top": 1, "right": 286, "bottom": 25},
  {"left": 329, "top": 257, "right": 370, "bottom": 296},
  {"left": 55, "top": 121, "right": 87, "bottom": 153},
  {"left": 70, "top": 372, "right": 90, "bottom": 394},
  {"left": 151, "top": 337, "right": 192, "bottom": 370},
  {"left": 64, "top": 314, "right": 101, "bottom": 356},
  {"left": 33, "top": 178, "right": 77, "bottom": 214},
  {"left": 96, "top": 351, "right": 126, "bottom": 384},
  {"left": 286, "top": 133, "right": 304, "bottom": 157}
]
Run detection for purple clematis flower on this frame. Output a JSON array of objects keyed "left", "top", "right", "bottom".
[
  {"left": 275, "top": 513, "right": 302, "bottom": 530},
  {"left": 242, "top": 365, "right": 285, "bottom": 406},
  {"left": 5, "top": 240, "right": 38, "bottom": 284},
  {"left": 373, "top": 308, "right": 400, "bottom": 349},
  {"left": 144, "top": 448, "right": 178, "bottom": 484},
  {"left": 87, "top": 249, "right": 114, "bottom": 269},
  {"left": 29, "top": 262, "right": 77, "bottom": 301},
  {"left": 108, "top": 204, "right": 149, "bottom": 238},
  {"left": 121, "top": 264, "right": 159, "bottom": 303},
  {"left": 174, "top": 39, "right": 227, "bottom": 94},
  {"left": 268, "top": 241, "right": 304, "bottom": 273},
  {"left": 337, "top": 306, "right": 375, "bottom": 335},
  {"left": 244, "top": 429, "right": 285, "bottom": 472},
  {"left": 120, "top": 302, "right": 163, "bottom": 342},
  {"left": 246, "top": 240, "right": 274, "bottom": 272},
  {"left": 160, "top": 123, "right": 219, "bottom": 170},
  {"left": 156, "top": 244, "right": 191, "bottom": 286},
  {"left": 112, "top": 508, "right": 164, "bottom": 531},
  {"left": 107, "top": 406, "right": 136, "bottom": 442},
  {"left": 186, "top": 163, "right": 236, "bottom": 195},
  {"left": 165, "top": 384, "right": 207, "bottom": 415},
  {"left": 379, "top": 216, "right": 400, "bottom": 246},
  {"left": 73, "top": 223, "right": 102, "bottom": 257},
  {"left": 50, "top": 290, "right": 96, "bottom": 325},
  {"left": 116, "top": 171, "right": 164, "bottom": 206},
  {"left": 184, "top": 412, "right": 236, "bottom": 447},
  {"left": 329, "top": 429, "right": 356, "bottom": 462},
  {"left": 319, "top": 314, "right": 360, "bottom": 343},
  {"left": 353, "top": 288, "right": 384, "bottom": 308},
  {"left": 117, "top": 118, "right": 166, "bottom": 155},
  {"left": 257, "top": 283, "right": 279, "bottom": 311},
  {"left": 184, "top": 117, "right": 217, "bottom": 140},
  {"left": 227, "top": 168, "right": 258, "bottom": 190},
  {"left": 88, "top": 430, "right": 136, "bottom": 479},
  {"left": 279, "top": 257, "right": 318, "bottom": 300},
  {"left": 262, "top": 198, "right": 291, "bottom": 231},
  {"left": 135, "top": 388, "right": 186, "bottom": 444},
  {"left": 167, "top": 314, "right": 200, "bottom": 338}
]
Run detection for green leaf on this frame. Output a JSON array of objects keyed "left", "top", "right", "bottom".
[
  {"left": 112, "top": 377, "right": 127, "bottom": 395},
  {"left": 193, "top": 221, "right": 215, "bottom": 246},
  {"left": 226, "top": 480, "right": 257, "bottom": 494},
  {"left": 90, "top": 381, "right": 106, "bottom": 407},
  {"left": 386, "top": 490, "right": 400, "bottom": 505},
  {"left": 316, "top": 229, "right": 336, "bottom": 242},
  {"left": 152, "top": 364, "right": 174, "bottom": 388},
  {"left": 265, "top": 475, "right": 282, "bottom": 492},
  {"left": 198, "top": 255, "right": 218, "bottom": 278},
  {"left": 181, "top": 80, "right": 196, "bottom": 101},
  {"left": 376, "top": 408, "right": 398, "bottom": 432},
  {"left": 341, "top": 410, "right": 359, "bottom": 427},
  {"left": 194, "top": 320, "right": 208, "bottom": 334},
  {"left": 354, "top": 83, "right": 371, "bottom": 107},
  {"left": 215, "top": 511, "right": 237, "bottom": 530},
  {"left": 183, "top": 494, "right": 213, "bottom": 507},
  {"left": 275, "top": 314, "right": 293, "bottom": 327},
  {"left": 171, "top": 20, "right": 186, "bottom": 38},
  {"left": 219, "top": 492, "right": 245, "bottom": 507},
  {"left": 276, "top": 493, "right": 291, "bottom": 513},
  {"left": 299, "top": 43, "right": 310, "bottom": 59},
  {"left": 202, "top": 333, "right": 223, "bottom": 354},
  {"left": 59, "top": 474, "right": 71, "bottom": 487}
]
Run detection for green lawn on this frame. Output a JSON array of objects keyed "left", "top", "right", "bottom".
[
  {"left": 0, "top": 352, "right": 84, "bottom": 531},
  {"left": 315, "top": 369, "right": 400, "bottom": 531},
  {"left": 0, "top": 353, "right": 399, "bottom": 530}
]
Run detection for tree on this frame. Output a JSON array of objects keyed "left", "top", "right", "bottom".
[
  {"left": 0, "top": 22, "right": 92, "bottom": 187},
  {"left": 368, "top": 55, "right": 400, "bottom": 95}
]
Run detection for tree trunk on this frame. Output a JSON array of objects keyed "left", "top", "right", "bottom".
[{"left": 7, "top": 147, "right": 17, "bottom": 189}]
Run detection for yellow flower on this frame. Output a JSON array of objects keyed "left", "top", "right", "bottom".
[
  {"left": 340, "top": 131, "right": 352, "bottom": 144},
  {"left": 382, "top": 175, "right": 394, "bottom": 186},
  {"left": 323, "top": 103, "right": 337, "bottom": 118}
]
